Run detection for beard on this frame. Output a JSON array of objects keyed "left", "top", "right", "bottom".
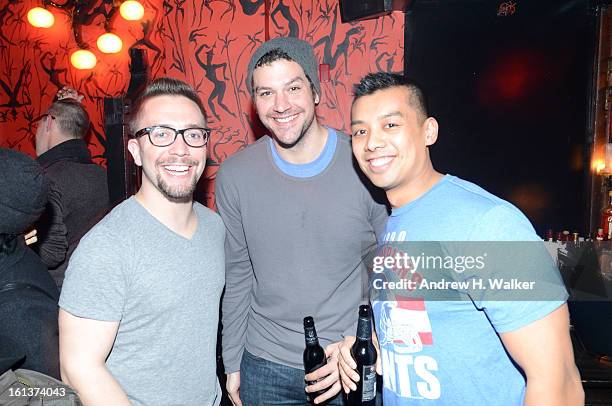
[
  {"left": 155, "top": 158, "right": 200, "bottom": 202},
  {"left": 267, "top": 109, "right": 316, "bottom": 150}
]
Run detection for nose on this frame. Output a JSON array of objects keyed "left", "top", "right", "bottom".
[
  {"left": 365, "top": 129, "right": 385, "bottom": 152},
  {"left": 168, "top": 133, "right": 190, "bottom": 156},
  {"left": 273, "top": 91, "right": 291, "bottom": 113}
]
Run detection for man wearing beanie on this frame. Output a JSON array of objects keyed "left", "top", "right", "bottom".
[
  {"left": 216, "top": 37, "right": 388, "bottom": 405},
  {"left": 0, "top": 148, "right": 60, "bottom": 379}
]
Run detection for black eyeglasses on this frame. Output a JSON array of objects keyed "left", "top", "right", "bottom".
[{"left": 133, "top": 125, "right": 211, "bottom": 148}]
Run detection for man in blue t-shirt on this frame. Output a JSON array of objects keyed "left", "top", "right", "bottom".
[{"left": 338, "top": 72, "right": 583, "bottom": 405}]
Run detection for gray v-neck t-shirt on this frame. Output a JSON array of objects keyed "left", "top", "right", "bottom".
[{"left": 60, "top": 197, "right": 225, "bottom": 406}]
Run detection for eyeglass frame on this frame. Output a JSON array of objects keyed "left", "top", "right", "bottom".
[{"left": 132, "top": 125, "right": 211, "bottom": 148}]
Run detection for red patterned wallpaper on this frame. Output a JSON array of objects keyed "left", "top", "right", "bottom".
[{"left": 0, "top": 0, "right": 403, "bottom": 206}]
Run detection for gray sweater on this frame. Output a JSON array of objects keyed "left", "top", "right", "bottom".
[{"left": 216, "top": 131, "right": 388, "bottom": 372}]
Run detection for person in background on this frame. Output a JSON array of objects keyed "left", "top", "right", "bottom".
[
  {"left": 216, "top": 37, "right": 388, "bottom": 405},
  {"left": 0, "top": 148, "right": 60, "bottom": 379},
  {"left": 339, "top": 72, "right": 584, "bottom": 405},
  {"left": 58, "top": 78, "right": 225, "bottom": 406},
  {"left": 34, "top": 86, "right": 109, "bottom": 289}
]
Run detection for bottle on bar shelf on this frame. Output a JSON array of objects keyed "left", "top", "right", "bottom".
[
  {"left": 303, "top": 316, "right": 327, "bottom": 402},
  {"left": 602, "top": 191, "right": 612, "bottom": 240},
  {"left": 545, "top": 229, "right": 554, "bottom": 242},
  {"left": 348, "top": 305, "right": 377, "bottom": 406}
]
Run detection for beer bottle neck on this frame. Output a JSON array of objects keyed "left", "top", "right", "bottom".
[{"left": 356, "top": 317, "right": 371, "bottom": 341}]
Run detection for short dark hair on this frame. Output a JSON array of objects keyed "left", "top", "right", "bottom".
[
  {"left": 353, "top": 72, "right": 429, "bottom": 120},
  {"left": 128, "top": 77, "right": 207, "bottom": 135},
  {"left": 46, "top": 99, "right": 90, "bottom": 139},
  {"left": 253, "top": 49, "right": 316, "bottom": 95}
]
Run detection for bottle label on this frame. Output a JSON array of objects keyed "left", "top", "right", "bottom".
[
  {"left": 361, "top": 364, "right": 376, "bottom": 401},
  {"left": 305, "top": 327, "right": 317, "bottom": 345}
]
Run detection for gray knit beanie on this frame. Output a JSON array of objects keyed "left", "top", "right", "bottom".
[
  {"left": 0, "top": 148, "right": 49, "bottom": 235},
  {"left": 246, "top": 37, "right": 320, "bottom": 97}
]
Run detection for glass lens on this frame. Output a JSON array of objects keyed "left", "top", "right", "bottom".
[
  {"left": 149, "top": 127, "right": 176, "bottom": 146},
  {"left": 183, "top": 128, "right": 207, "bottom": 147}
]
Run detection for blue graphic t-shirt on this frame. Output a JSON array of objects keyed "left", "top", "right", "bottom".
[{"left": 372, "top": 175, "right": 567, "bottom": 405}]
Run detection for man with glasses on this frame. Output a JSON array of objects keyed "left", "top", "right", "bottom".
[
  {"left": 34, "top": 88, "right": 109, "bottom": 288},
  {"left": 58, "top": 78, "right": 225, "bottom": 406}
]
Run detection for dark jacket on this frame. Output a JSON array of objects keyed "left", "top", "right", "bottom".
[
  {"left": 0, "top": 239, "right": 60, "bottom": 378},
  {"left": 36, "top": 139, "right": 109, "bottom": 288}
]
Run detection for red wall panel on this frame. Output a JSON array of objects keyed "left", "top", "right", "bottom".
[{"left": 0, "top": 0, "right": 403, "bottom": 207}]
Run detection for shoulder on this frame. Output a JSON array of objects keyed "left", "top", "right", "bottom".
[
  {"left": 194, "top": 203, "right": 224, "bottom": 229},
  {"left": 218, "top": 137, "right": 269, "bottom": 176},
  {"left": 441, "top": 176, "right": 537, "bottom": 240},
  {"left": 77, "top": 198, "right": 136, "bottom": 245}
]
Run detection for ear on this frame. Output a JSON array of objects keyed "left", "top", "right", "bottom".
[
  {"left": 127, "top": 139, "right": 143, "bottom": 167},
  {"left": 424, "top": 117, "right": 439, "bottom": 147},
  {"left": 45, "top": 115, "right": 54, "bottom": 132},
  {"left": 314, "top": 91, "right": 320, "bottom": 105}
]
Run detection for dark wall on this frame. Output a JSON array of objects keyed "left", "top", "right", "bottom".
[{"left": 405, "top": 0, "right": 596, "bottom": 236}]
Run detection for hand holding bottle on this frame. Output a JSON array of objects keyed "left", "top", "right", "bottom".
[
  {"left": 338, "top": 306, "right": 382, "bottom": 403},
  {"left": 304, "top": 341, "right": 343, "bottom": 404}
]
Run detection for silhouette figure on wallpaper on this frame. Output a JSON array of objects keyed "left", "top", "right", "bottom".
[
  {"left": 211, "top": 126, "right": 246, "bottom": 166},
  {"left": 132, "top": 20, "right": 162, "bottom": 69},
  {"left": 238, "top": 0, "right": 264, "bottom": 16},
  {"left": 195, "top": 44, "right": 235, "bottom": 121},
  {"left": 44, "top": 0, "right": 116, "bottom": 48},
  {"left": 204, "top": 0, "right": 236, "bottom": 20},
  {"left": 0, "top": 62, "right": 31, "bottom": 120},
  {"left": 162, "top": 0, "right": 174, "bottom": 17},
  {"left": 314, "top": 8, "right": 364, "bottom": 75},
  {"left": 351, "top": 35, "right": 367, "bottom": 56},
  {"left": 374, "top": 13, "right": 396, "bottom": 36},
  {"left": 306, "top": 0, "right": 333, "bottom": 38},
  {"left": 0, "top": 0, "right": 18, "bottom": 45},
  {"left": 271, "top": 0, "right": 299, "bottom": 38},
  {"left": 376, "top": 49, "right": 399, "bottom": 73},
  {"left": 189, "top": 27, "right": 208, "bottom": 43},
  {"left": 41, "top": 53, "right": 67, "bottom": 91}
]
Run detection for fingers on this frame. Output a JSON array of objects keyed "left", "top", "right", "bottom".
[
  {"left": 338, "top": 336, "right": 358, "bottom": 393},
  {"left": 228, "top": 390, "right": 242, "bottom": 406},
  {"left": 312, "top": 381, "right": 342, "bottom": 405},
  {"left": 305, "top": 361, "right": 333, "bottom": 382},
  {"left": 305, "top": 363, "right": 336, "bottom": 393},
  {"left": 324, "top": 341, "right": 341, "bottom": 358},
  {"left": 56, "top": 86, "right": 83, "bottom": 102}
]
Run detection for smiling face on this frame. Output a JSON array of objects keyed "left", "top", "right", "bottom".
[
  {"left": 351, "top": 86, "right": 439, "bottom": 207},
  {"left": 127, "top": 95, "right": 207, "bottom": 202},
  {"left": 252, "top": 58, "right": 319, "bottom": 149}
]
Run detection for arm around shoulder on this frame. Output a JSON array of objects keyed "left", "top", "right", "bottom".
[{"left": 500, "top": 304, "right": 583, "bottom": 406}]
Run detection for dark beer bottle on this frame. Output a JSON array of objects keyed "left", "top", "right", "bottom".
[
  {"left": 303, "top": 316, "right": 327, "bottom": 401},
  {"left": 348, "top": 305, "right": 377, "bottom": 406}
]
